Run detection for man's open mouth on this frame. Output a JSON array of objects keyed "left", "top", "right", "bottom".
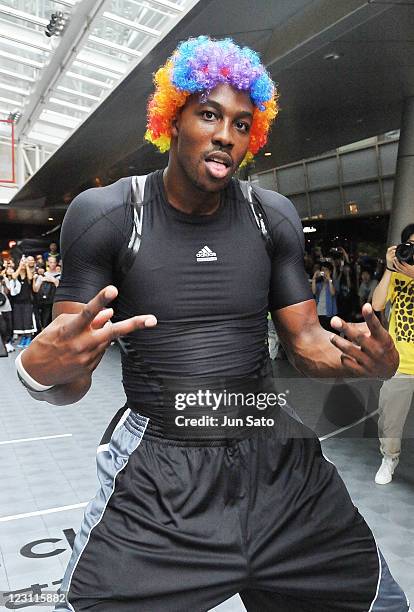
[{"left": 204, "top": 153, "right": 233, "bottom": 179}]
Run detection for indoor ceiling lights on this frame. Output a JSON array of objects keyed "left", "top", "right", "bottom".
[
  {"left": 8, "top": 110, "right": 22, "bottom": 122},
  {"left": 323, "top": 52, "right": 341, "bottom": 61},
  {"left": 44, "top": 12, "right": 68, "bottom": 38}
]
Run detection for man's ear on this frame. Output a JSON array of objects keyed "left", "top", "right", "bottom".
[
  {"left": 171, "top": 115, "right": 179, "bottom": 138},
  {"left": 171, "top": 106, "right": 183, "bottom": 138}
]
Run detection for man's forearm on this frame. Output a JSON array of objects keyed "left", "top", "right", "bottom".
[
  {"left": 273, "top": 298, "right": 398, "bottom": 381},
  {"left": 25, "top": 375, "right": 91, "bottom": 406},
  {"left": 282, "top": 326, "right": 344, "bottom": 378},
  {"left": 19, "top": 339, "right": 93, "bottom": 405},
  {"left": 372, "top": 269, "right": 392, "bottom": 311}
]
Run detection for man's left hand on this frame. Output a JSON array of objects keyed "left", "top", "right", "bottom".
[{"left": 329, "top": 303, "right": 399, "bottom": 379}]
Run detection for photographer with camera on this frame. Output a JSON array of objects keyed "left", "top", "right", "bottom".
[
  {"left": 372, "top": 223, "right": 414, "bottom": 484},
  {"left": 311, "top": 260, "right": 338, "bottom": 330}
]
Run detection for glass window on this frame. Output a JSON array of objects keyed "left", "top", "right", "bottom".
[
  {"left": 379, "top": 141, "right": 398, "bottom": 176},
  {"left": 289, "top": 193, "right": 309, "bottom": 219},
  {"left": 310, "top": 189, "right": 342, "bottom": 218},
  {"left": 343, "top": 182, "right": 381, "bottom": 215},
  {"left": 257, "top": 171, "right": 276, "bottom": 191},
  {"left": 277, "top": 164, "right": 306, "bottom": 194},
  {"left": 307, "top": 156, "right": 338, "bottom": 189},
  {"left": 341, "top": 148, "right": 378, "bottom": 183}
]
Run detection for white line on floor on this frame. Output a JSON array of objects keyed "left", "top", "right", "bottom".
[
  {"left": 0, "top": 433, "right": 72, "bottom": 445},
  {"left": 319, "top": 407, "right": 381, "bottom": 441},
  {"left": 0, "top": 502, "right": 88, "bottom": 522}
]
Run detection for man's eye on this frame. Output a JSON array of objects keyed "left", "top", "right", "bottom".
[
  {"left": 202, "top": 111, "right": 216, "bottom": 120},
  {"left": 236, "top": 121, "right": 250, "bottom": 132}
]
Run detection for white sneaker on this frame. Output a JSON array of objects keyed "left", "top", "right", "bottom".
[
  {"left": 375, "top": 456, "right": 399, "bottom": 485},
  {"left": 5, "top": 342, "right": 15, "bottom": 353}
]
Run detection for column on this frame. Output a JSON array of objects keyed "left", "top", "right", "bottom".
[
  {"left": 387, "top": 97, "right": 414, "bottom": 245},
  {"left": 16, "top": 140, "right": 25, "bottom": 189}
]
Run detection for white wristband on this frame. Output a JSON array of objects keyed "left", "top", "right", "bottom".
[{"left": 15, "top": 350, "right": 55, "bottom": 392}]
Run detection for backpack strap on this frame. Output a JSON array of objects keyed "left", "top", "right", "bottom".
[
  {"left": 239, "top": 180, "right": 275, "bottom": 257},
  {"left": 115, "top": 175, "right": 147, "bottom": 285}
]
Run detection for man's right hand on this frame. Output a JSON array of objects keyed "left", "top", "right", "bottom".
[{"left": 21, "top": 285, "right": 157, "bottom": 388}]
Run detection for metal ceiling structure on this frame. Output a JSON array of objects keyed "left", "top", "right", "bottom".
[
  {"left": 2, "top": 0, "right": 414, "bottom": 228},
  {"left": 0, "top": 0, "right": 199, "bottom": 198}
]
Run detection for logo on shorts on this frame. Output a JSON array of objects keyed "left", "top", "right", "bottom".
[{"left": 196, "top": 245, "right": 217, "bottom": 262}]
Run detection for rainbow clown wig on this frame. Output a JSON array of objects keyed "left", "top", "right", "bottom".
[{"left": 145, "top": 36, "right": 278, "bottom": 166}]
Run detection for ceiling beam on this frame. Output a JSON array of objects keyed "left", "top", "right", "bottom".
[
  {"left": 145, "top": 0, "right": 184, "bottom": 13},
  {"left": 76, "top": 48, "right": 127, "bottom": 75},
  {"left": 0, "top": 3, "right": 48, "bottom": 27},
  {"left": 0, "top": 20, "right": 51, "bottom": 52},
  {"left": 0, "top": 82, "right": 30, "bottom": 96},
  {"left": 263, "top": 0, "right": 393, "bottom": 74},
  {"left": 39, "top": 108, "right": 81, "bottom": 128},
  {"left": 56, "top": 85, "right": 101, "bottom": 102},
  {"left": 0, "top": 95, "right": 23, "bottom": 107},
  {"left": 53, "top": 0, "right": 77, "bottom": 6},
  {"left": 102, "top": 11, "right": 161, "bottom": 37},
  {"left": 26, "top": 130, "right": 65, "bottom": 147},
  {"left": 65, "top": 70, "right": 113, "bottom": 88},
  {"left": 0, "top": 67, "right": 36, "bottom": 82},
  {"left": 0, "top": 49, "right": 44, "bottom": 69},
  {"left": 49, "top": 97, "right": 92, "bottom": 112},
  {"left": 16, "top": 0, "right": 108, "bottom": 141},
  {"left": 87, "top": 35, "right": 142, "bottom": 58}
]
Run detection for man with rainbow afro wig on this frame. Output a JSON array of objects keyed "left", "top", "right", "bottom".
[
  {"left": 145, "top": 35, "right": 278, "bottom": 167},
  {"left": 25, "top": 37, "right": 408, "bottom": 612}
]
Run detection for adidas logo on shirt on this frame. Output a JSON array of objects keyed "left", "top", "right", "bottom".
[{"left": 196, "top": 245, "right": 217, "bottom": 262}]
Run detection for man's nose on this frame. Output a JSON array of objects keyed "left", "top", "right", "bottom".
[{"left": 212, "top": 120, "right": 234, "bottom": 148}]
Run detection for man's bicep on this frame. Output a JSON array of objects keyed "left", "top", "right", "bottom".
[
  {"left": 55, "top": 189, "right": 121, "bottom": 304},
  {"left": 269, "top": 258, "right": 312, "bottom": 310},
  {"left": 264, "top": 196, "right": 313, "bottom": 310}
]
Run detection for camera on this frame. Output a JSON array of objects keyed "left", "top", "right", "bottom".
[
  {"left": 395, "top": 240, "right": 414, "bottom": 265},
  {"left": 329, "top": 248, "right": 342, "bottom": 260}
]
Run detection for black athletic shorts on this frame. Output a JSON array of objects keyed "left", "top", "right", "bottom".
[{"left": 56, "top": 406, "right": 409, "bottom": 612}]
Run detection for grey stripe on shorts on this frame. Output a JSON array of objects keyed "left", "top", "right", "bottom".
[{"left": 55, "top": 410, "right": 148, "bottom": 611}]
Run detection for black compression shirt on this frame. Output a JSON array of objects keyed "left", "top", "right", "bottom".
[{"left": 55, "top": 170, "right": 312, "bottom": 413}]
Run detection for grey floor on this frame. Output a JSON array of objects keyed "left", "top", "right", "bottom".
[{"left": 0, "top": 346, "right": 413, "bottom": 611}]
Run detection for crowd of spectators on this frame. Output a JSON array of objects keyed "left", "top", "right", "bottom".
[
  {"left": 306, "top": 245, "right": 385, "bottom": 327},
  {"left": 268, "top": 243, "right": 386, "bottom": 359},
  {"left": 0, "top": 238, "right": 393, "bottom": 358},
  {"left": 0, "top": 242, "right": 61, "bottom": 354}
]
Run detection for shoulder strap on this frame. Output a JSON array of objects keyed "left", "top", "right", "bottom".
[
  {"left": 128, "top": 175, "right": 147, "bottom": 247},
  {"left": 115, "top": 175, "right": 147, "bottom": 285},
  {"left": 239, "top": 180, "right": 275, "bottom": 257}
]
